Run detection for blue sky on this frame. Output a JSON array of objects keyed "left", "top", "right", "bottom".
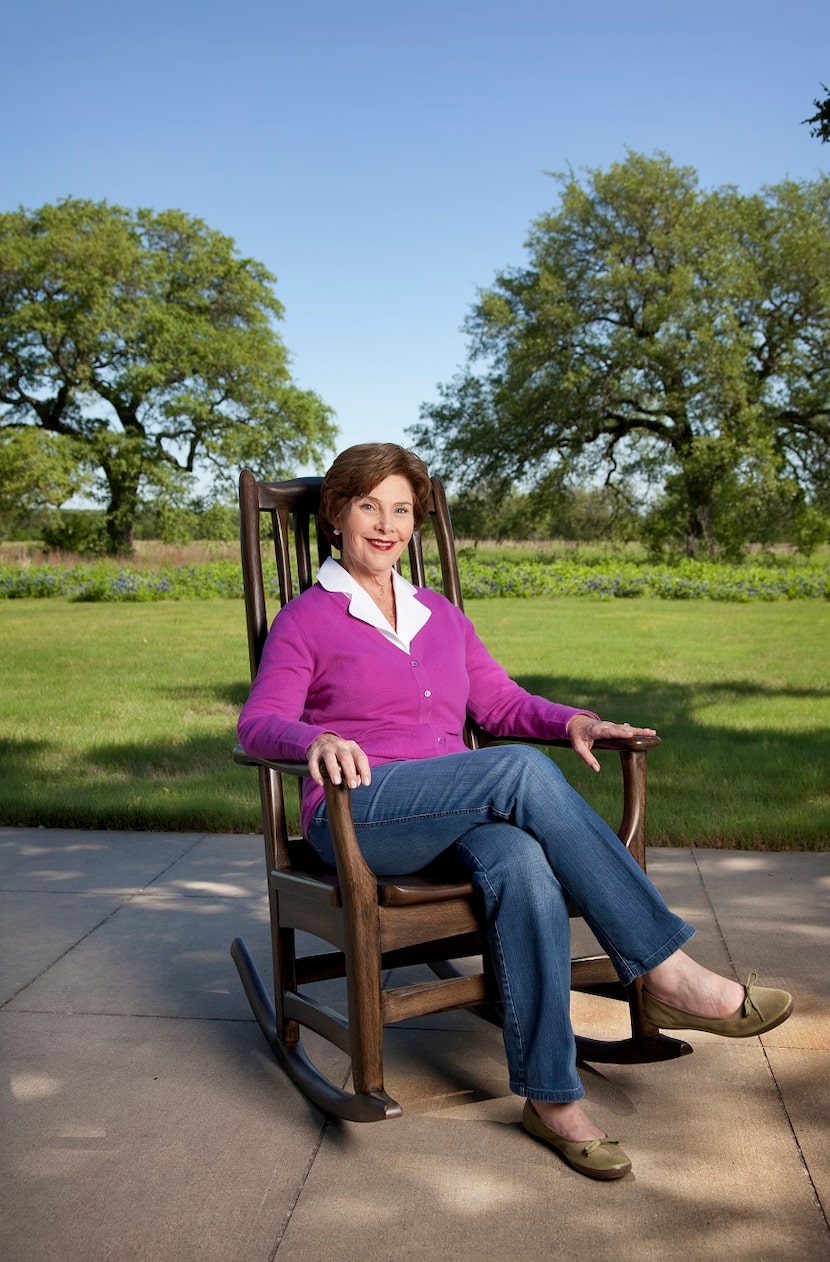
[{"left": 3, "top": 0, "right": 828, "bottom": 468}]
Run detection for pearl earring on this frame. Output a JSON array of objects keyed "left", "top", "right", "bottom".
[{"left": 333, "top": 528, "right": 340, "bottom": 535}]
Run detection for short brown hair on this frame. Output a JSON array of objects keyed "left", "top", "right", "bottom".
[{"left": 319, "top": 443, "right": 432, "bottom": 546}]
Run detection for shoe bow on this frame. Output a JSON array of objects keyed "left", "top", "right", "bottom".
[{"left": 743, "top": 972, "right": 763, "bottom": 1019}]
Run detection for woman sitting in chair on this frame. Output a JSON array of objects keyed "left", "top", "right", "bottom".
[{"left": 237, "top": 442, "right": 792, "bottom": 1181}]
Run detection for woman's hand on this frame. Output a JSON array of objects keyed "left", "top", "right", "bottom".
[
  {"left": 306, "top": 732, "right": 372, "bottom": 790},
  {"left": 566, "top": 714, "right": 657, "bottom": 773}
]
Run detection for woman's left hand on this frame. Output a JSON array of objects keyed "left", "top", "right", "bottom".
[{"left": 566, "top": 714, "right": 658, "bottom": 773}]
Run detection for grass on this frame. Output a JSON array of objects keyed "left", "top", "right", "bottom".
[
  {"left": 477, "top": 599, "right": 830, "bottom": 849},
  {"left": 0, "top": 601, "right": 256, "bottom": 833},
  {"left": 1, "top": 597, "right": 828, "bottom": 848}
]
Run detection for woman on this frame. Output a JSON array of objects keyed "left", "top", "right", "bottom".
[{"left": 237, "top": 443, "right": 793, "bottom": 1181}]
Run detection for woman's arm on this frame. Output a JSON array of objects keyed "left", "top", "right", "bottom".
[
  {"left": 238, "top": 597, "right": 373, "bottom": 786},
  {"left": 236, "top": 602, "right": 332, "bottom": 763}
]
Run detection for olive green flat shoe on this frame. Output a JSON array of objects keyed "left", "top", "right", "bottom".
[
  {"left": 643, "top": 972, "right": 793, "bottom": 1038},
  {"left": 521, "top": 1101, "right": 632, "bottom": 1180}
]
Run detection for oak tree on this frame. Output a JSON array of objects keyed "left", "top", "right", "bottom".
[
  {"left": 0, "top": 199, "right": 336, "bottom": 552},
  {"left": 412, "top": 153, "right": 830, "bottom": 555}
]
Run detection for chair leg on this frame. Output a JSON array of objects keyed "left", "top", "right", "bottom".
[
  {"left": 575, "top": 978, "right": 693, "bottom": 1065},
  {"left": 231, "top": 937, "right": 403, "bottom": 1122},
  {"left": 321, "top": 779, "right": 406, "bottom": 1115}
]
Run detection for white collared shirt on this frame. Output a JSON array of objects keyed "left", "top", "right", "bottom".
[{"left": 316, "top": 556, "right": 431, "bottom": 653}]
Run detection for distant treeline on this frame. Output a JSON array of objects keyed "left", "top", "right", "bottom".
[{"left": 7, "top": 479, "right": 824, "bottom": 559}]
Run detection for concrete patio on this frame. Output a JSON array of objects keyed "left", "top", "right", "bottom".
[{"left": 1, "top": 826, "right": 827, "bottom": 1261}]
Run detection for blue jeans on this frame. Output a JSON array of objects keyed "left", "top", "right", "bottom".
[{"left": 308, "top": 744, "right": 694, "bottom": 1103}]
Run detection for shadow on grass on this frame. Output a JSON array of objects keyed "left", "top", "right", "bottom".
[
  {"left": 514, "top": 671, "right": 822, "bottom": 848},
  {"left": 515, "top": 671, "right": 830, "bottom": 711},
  {"left": 516, "top": 674, "right": 830, "bottom": 850},
  {"left": 1, "top": 675, "right": 827, "bottom": 846},
  {"left": 157, "top": 681, "right": 251, "bottom": 708},
  {"left": 0, "top": 730, "right": 266, "bottom": 833}
]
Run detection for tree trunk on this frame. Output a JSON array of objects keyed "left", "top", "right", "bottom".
[
  {"left": 105, "top": 510, "right": 135, "bottom": 555},
  {"left": 682, "top": 479, "right": 719, "bottom": 558},
  {"left": 103, "top": 469, "right": 140, "bottom": 556}
]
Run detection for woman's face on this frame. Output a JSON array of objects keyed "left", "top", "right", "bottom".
[{"left": 334, "top": 473, "right": 416, "bottom": 586}]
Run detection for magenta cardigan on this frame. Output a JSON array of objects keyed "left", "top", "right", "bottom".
[{"left": 237, "top": 582, "right": 594, "bottom": 837}]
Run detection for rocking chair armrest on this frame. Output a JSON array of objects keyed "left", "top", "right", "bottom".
[
  {"left": 477, "top": 733, "right": 661, "bottom": 753},
  {"left": 233, "top": 745, "right": 311, "bottom": 777},
  {"left": 574, "top": 734, "right": 661, "bottom": 752}
]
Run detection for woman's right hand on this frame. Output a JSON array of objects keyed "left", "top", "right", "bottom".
[{"left": 306, "top": 732, "right": 372, "bottom": 790}]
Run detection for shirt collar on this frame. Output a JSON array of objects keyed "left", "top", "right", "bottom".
[{"left": 317, "top": 556, "right": 431, "bottom": 652}]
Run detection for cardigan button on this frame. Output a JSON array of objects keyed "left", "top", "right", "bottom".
[{"left": 423, "top": 689, "right": 432, "bottom": 698}]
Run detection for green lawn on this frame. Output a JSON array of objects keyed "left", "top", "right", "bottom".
[{"left": 1, "top": 597, "right": 828, "bottom": 848}]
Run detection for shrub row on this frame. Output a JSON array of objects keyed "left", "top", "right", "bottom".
[
  {"left": 1, "top": 555, "right": 828, "bottom": 602},
  {"left": 424, "top": 558, "right": 829, "bottom": 601},
  {"left": 0, "top": 562, "right": 245, "bottom": 601}
]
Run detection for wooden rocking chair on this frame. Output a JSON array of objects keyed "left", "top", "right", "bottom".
[{"left": 231, "top": 468, "right": 691, "bottom": 1122}]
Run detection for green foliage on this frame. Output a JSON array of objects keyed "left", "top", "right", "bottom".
[
  {"left": 40, "top": 510, "right": 109, "bottom": 556},
  {"left": 412, "top": 152, "right": 830, "bottom": 559},
  {"left": 449, "top": 481, "right": 537, "bottom": 540},
  {"left": 131, "top": 497, "right": 238, "bottom": 543},
  {"left": 0, "top": 428, "right": 93, "bottom": 538},
  {"left": 0, "top": 199, "right": 336, "bottom": 554},
  {"left": 0, "top": 559, "right": 245, "bottom": 601},
  {"left": 197, "top": 502, "right": 238, "bottom": 542},
  {"left": 141, "top": 500, "right": 238, "bottom": 545},
  {"left": 450, "top": 479, "right": 642, "bottom": 543}
]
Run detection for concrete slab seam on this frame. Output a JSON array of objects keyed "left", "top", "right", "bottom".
[{"left": 0, "top": 832, "right": 208, "bottom": 1012}]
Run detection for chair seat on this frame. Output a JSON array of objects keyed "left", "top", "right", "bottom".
[
  {"left": 378, "top": 873, "right": 476, "bottom": 906},
  {"left": 281, "top": 835, "right": 476, "bottom": 907}
]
